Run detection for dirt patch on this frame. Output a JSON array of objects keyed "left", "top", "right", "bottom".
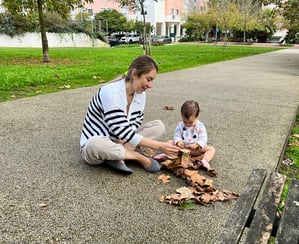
[{"left": 0, "top": 58, "right": 83, "bottom": 66}]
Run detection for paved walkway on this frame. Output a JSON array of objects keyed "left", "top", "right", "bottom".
[{"left": 0, "top": 47, "right": 298, "bottom": 243}]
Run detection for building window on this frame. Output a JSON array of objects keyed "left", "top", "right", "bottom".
[
  {"left": 171, "top": 8, "right": 174, "bottom": 16},
  {"left": 176, "top": 9, "right": 179, "bottom": 15}
]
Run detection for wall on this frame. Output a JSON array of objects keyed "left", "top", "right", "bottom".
[{"left": 0, "top": 32, "right": 109, "bottom": 48}]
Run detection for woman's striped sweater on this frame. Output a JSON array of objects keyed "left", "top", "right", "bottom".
[{"left": 80, "top": 79, "right": 145, "bottom": 147}]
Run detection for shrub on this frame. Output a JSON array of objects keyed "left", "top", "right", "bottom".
[
  {"left": 0, "top": 13, "right": 38, "bottom": 36},
  {"left": 179, "top": 36, "right": 199, "bottom": 42},
  {"left": 0, "top": 13, "right": 15, "bottom": 36},
  {"left": 44, "top": 13, "right": 69, "bottom": 33},
  {"left": 0, "top": 12, "right": 104, "bottom": 41}
]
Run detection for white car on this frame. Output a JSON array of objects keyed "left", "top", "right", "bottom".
[{"left": 120, "top": 34, "right": 140, "bottom": 44}]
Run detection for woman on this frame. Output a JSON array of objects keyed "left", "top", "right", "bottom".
[{"left": 80, "top": 55, "right": 180, "bottom": 173}]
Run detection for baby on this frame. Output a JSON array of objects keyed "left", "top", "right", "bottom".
[
  {"left": 173, "top": 100, "right": 216, "bottom": 176},
  {"left": 173, "top": 100, "right": 215, "bottom": 174},
  {"left": 154, "top": 100, "right": 217, "bottom": 176}
]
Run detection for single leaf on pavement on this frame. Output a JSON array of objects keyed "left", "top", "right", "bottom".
[
  {"left": 164, "top": 105, "right": 175, "bottom": 110},
  {"left": 178, "top": 200, "right": 196, "bottom": 210},
  {"left": 176, "top": 186, "right": 194, "bottom": 199},
  {"left": 158, "top": 174, "right": 171, "bottom": 183}
]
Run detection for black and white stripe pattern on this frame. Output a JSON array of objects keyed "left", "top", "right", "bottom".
[{"left": 81, "top": 83, "right": 144, "bottom": 147}]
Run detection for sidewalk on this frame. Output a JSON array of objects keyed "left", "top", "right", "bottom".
[{"left": 0, "top": 47, "right": 298, "bottom": 243}]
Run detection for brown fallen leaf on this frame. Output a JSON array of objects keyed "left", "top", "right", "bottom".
[
  {"left": 164, "top": 193, "right": 187, "bottom": 205},
  {"left": 159, "top": 195, "right": 166, "bottom": 202},
  {"left": 164, "top": 105, "right": 175, "bottom": 110},
  {"left": 158, "top": 174, "right": 171, "bottom": 183},
  {"left": 39, "top": 202, "right": 49, "bottom": 208},
  {"left": 176, "top": 186, "right": 194, "bottom": 200}
]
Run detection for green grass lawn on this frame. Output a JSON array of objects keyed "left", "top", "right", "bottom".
[
  {"left": 0, "top": 44, "right": 279, "bottom": 102},
  {"left": 278, "top": 111, "right": 299, "bottom": 203}
]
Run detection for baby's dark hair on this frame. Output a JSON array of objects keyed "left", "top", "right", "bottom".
[{"left": 181, "top": 100, "right": 200, "bottom": 118}]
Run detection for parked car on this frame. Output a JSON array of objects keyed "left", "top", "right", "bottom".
[
  {"left": 108, "top": 36, "right": 120, "bottom": 47},
  {"left": 152, "top": 35, "right": 172, "bottom": 44},
  {"left": 140, "top": 35, "right": 154, "bottom": 44},
  {"left": 120, "top": 34, "right": 140, "bottom": 44}
]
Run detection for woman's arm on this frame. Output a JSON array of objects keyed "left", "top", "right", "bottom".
[{"left": 139, "top": 137, "right": 180, "bottom": 156}]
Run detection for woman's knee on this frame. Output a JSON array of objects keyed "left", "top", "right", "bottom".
[
  {"left": 154, "top": 119, "right": 166, "bottom": 133},
  {"left": 85, "top": 136, "right": 125, "bottom": 162},
  {"left": 85, "top": 136, "right": 103, "bottom": 156},
  {"left": 151, "top": 120, "right": 166, "bottom": 138},
  {"left": 139, "top": 120, "right": 165, "bottom": 139}
]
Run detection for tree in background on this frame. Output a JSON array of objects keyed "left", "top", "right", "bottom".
[
  {"left": 204, "top": 0, "right": 275, "bottom": 43},
  {"left": 116, "top": 0, "right": 157, "bottom": 55},
  {"left": 235, "top": 0, "right": 263, "bottom": 44},
  {"left": 73, "top": 10, "right": 94, "bottom": 34},
  {"left": 2, "top": 0, "right": 93, "bottom": 63},
  {"left": 257, "top": 7, "right": 278, "bottom": 42},
  {"left": 208, "top": 0, "right": 240, "bottom": 45},
  {"left": 135, "top": 19, "right": 151, "bottom": 38},
  {"left": 183, "top": 0, "right": 271, "bottom": 45},
  {"left": 182, "top": 14, "right": 209, "bottom": 41},
  {"left": 282, "top": 0, "right": 299, "bottom": 43},
  {"left": 95, "top": 9, "right": 127, "bottom": 35}
]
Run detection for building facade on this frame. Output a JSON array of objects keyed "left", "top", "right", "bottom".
[{"left": 81, "top": 0, "right": 209, "bottom": 40}]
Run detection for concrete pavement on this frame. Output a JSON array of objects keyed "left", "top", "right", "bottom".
[{"left": 0, "top": 47, "right": 298, "bottom": 243}]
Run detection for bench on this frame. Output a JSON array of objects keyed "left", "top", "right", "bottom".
[{"left": 216, "top": 168, "right": 299, "bottom": 244}]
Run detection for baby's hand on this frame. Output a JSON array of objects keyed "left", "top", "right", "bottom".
[
  {"left": 176, "top": 141, "right": 184, "bottom": 148},
  {"left": 187, "top": 143, "right": 200, "bottom": 150}
]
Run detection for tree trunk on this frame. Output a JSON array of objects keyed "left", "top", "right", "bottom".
[
  {"left": 243, "top": 13, "right": 247, "bottom": 45},
  {"left": 144, "top": 19, "right": 151, "bottom": 56},
  {"left": 140, "top": 1, "right": 151, "bottom": 56},
  {"left": 37, "top": 0, "right": 50, "bottom": 63}
]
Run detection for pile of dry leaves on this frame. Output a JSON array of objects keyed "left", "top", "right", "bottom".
[{"left": 153, "top": 149, "right": 239, "bottom": 206}]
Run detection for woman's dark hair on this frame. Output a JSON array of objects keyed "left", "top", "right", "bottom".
[
  {"left": 125, "top": 55, "right": 159, "bottom": 82},
  {"left": 181, "top": 100, "right": 200, "bottom": 118}
]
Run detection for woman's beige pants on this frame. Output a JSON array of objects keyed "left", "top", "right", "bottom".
[{"left": 80, "top": 120, "right": 165, "bottom": 165}]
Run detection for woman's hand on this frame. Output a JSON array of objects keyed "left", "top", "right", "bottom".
[{"left": 159, "top": 142, "right": 180, "bottom": 158}]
